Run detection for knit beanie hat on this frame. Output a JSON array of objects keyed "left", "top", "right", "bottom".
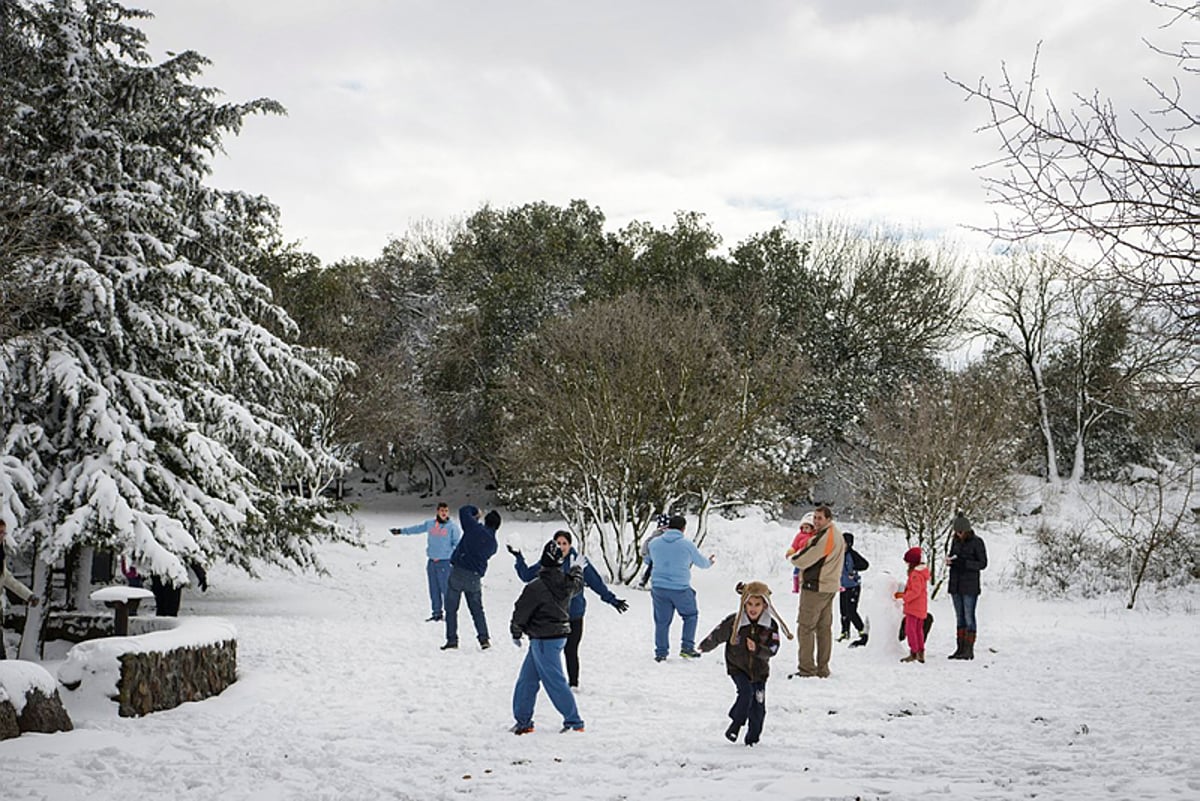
[
  {"left": 903, "top": 546, "right": 923, "bottom": 565},
  {"left": 484, "top": 510, "right": 502, "bottom": 531},
  {"left": 843, "top": 531, "right": 855, "bottom": 547},
  {"left": 731, "top": 581, "right": 794, "bottom": 643},
  {"left": 799, "top": 512, "right": 815, "bottom": 530},
  {"left": 952, "top": 511, "right": 972, "bottom": 533},
  {"left": 540, "top": 539, "right": 564, "bottom": 568}
]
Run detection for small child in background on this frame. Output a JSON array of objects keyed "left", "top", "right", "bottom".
[
  {"left": 894, "top": 547, "right": 930, "bottom": 663},
  {"left": 698, "top": 581, "right": 793, "bottom": 746},
  {"left": 785, "top": 513, "right": 816, "bottom": 593}
]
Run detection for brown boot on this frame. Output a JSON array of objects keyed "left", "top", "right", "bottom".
[
  {"left": 900, "top": 652, "right": 919, "bottom": 663},
  {"left": 917, "top": 650, "right": 925, "bottom": 663},
  {"left": 948, "top": 628, "right": 966, "bottom": 659},
  {"left": 962, "top": 632, "right": 976, "bottom": 660}
]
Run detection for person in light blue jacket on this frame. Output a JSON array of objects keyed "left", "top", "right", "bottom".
[
  {"left": 510, "top": 530, "right": 628, "bottom": 688},
  {"left": 391, "top": 501, "right": 462, "bottom": 622},
  {"left": 648, "top": 515, "right": 715, "bottom": 662}
]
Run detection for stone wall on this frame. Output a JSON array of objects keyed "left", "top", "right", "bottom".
[{"left": 117, "top": 638, "right": 237, "bottom": 717}]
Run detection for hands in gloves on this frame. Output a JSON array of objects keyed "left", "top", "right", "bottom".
[
  {"left": 612, "top": 598, "right": 629, "bottom": 614},
  {"left": 506, "top": 544, "right": 522, "bottom": 557}
]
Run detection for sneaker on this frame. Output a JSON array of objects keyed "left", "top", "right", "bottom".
[
  {"left": 679, "top": 649, "right": 702, "bottom": 659},
  {"left": 654, "top": 655, "right": 667, "bottom": 663},
  {"left": 511, "top": 724, "right": 534, "bottom": 735},
  {"left": 745, "top": 739, "right": 758, "bottom": 747},
  {"left": 425, "top": 614, "right": 443, "bottom": 622},
  {"left": 480, "top": 639, "right": 492, "bottom": 650},
  {"left": 439, "top": 641, "right": 458, "bottom": 650},
  {"left": 837, "top": 631, "right": 850, "bottom": 642},
  {"left": 560, "top": 725, "right": 585, "bottom": 733},
  {"left": 849, "top": 634, "right": 869, "bottom": 648},
  {"left": 724, "top": 723, "right": 740, "bottom": 743}
]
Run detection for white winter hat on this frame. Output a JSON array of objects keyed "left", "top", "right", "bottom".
[{"left": 799, "top": 512, "right": 815, "bottom": 529}]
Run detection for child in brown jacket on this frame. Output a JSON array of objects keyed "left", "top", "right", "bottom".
[{"left": 699, "top": 581, "right": 793, "bottom": 746}]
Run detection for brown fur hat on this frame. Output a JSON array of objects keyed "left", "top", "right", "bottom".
[{"left": 732, "top": 580, "right": 794, "bottom": 643}]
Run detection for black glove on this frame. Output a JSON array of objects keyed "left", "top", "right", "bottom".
[
  {"left": 612, "top": 598, "right": 629, "bottom": 614},
  {"left": 506, "top": 544, "right": 521, "bottom": 557},
  {"left": 512, "top": 637, "right": 523, "bottom": 648}
]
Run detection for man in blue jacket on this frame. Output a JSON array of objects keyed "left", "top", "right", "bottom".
[
  {"left": 441, "top": 505, "right": 500, "bottom": 650},
  {"left": 509, "top": 530, "right": 628, "bottom": 688},
  {"left": 391, "top": 501, "right": 462, "bottom": 622},
  {"left": 648, "top": 515, "right": 715, "bottom": 662}
]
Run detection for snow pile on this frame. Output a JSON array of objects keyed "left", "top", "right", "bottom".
[{"left": 0, "top": 660, "right": 59, "bottom": 715}]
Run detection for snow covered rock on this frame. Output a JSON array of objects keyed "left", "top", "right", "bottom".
[{"left": 0, "top": 661, "right": 73, "bottom": 740}]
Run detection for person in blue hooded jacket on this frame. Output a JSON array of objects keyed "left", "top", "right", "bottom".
[
  {"left": 441, "top": 505, "right": 500, "bottom": 651},
  {"left": 391, "top": 501, "right": 463, "bottom": 622},
  {"left": 509, "top": 530, "right": 628, "bottom": 688},
  {"left": 647, "top": 515, "right": 715, "bottom": 662}
]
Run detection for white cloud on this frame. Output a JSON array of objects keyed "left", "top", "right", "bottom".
[{"left": 136, "top": 0, "right": 1184, "bottom": 262}]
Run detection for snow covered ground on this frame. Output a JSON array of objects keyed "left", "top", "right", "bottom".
[{"left": 3, "top": 483, "right": 1198, "bottom": 801}]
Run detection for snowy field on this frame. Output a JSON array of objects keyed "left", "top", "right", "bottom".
[{"left": 3, "top": 484, "right": 1198, "bottom": 801}]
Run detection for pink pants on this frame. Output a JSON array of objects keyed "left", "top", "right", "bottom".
[{"left": 904, "top": 614, "right": 926, "bottom": 654}]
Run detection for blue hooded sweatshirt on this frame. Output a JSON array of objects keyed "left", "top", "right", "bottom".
[
  {"left": 451, "top": 505, "right": 498, "bottom": 577},
  {"left": 646, "top": 529, "right": 711, "bottom": 591},
  {"left": 513, "top": 547, "right": 618, "bottom": 619}
]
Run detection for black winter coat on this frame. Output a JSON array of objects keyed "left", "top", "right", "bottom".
[
  {"left": 698, "top": 613, "right": 781, "bottom": 683},
  {"left": 510, "top": 565, "right": 584, "bottom": 640},
  {"left": 947, "top": 532, "right": 988, "bottom": 595}
]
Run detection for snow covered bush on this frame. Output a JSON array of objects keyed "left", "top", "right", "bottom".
[{"left": 1010, "top": 522, "right": 1127, "bottom": 599}]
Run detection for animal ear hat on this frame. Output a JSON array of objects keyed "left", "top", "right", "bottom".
[{"left": 733, "top": 580, "right": 794, "bottom": 642}]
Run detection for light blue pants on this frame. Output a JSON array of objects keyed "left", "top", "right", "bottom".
[
  {"left": 426, "top": 559, "right": 452, "bottom": 617},
  {"left": 512, "top": 637, "right": 583, "bottom": 730},
  {"left": 651, "top": 586, "right": 698, "bottom": 658}
]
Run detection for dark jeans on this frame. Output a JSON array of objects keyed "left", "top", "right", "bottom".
[
  {"left": 951, "top": 593, "right": 979, "bottom": 632},
  {"left": 729, "top": 672, "right": 767, "bottom": 744},
  {"left": 565, "top": 617, "right": 584, "bottom": 686},
  {"left": 839, "top": 586, "right": 864, "bottom": 635},
  {"left": 445, "top": 565, "right": 489, "bottom": 644}
]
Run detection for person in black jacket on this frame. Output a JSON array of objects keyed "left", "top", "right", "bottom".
[
  {"left": 698, "top": 581, "right": 792, "bottom": 746},
  {"left": 946, "top": 512, "right": 988, "bottom": 660},
  {"left": 509, "top": 540, "right": 585, "bottom": 734}
]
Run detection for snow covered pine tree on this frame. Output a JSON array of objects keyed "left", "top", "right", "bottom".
[{"left": 0, "top": 0, "right": 354, "bottom": 657}]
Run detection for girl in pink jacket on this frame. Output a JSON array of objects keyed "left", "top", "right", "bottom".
[{"left": 894, "top": 547, "right": 929, "bottom": 663}]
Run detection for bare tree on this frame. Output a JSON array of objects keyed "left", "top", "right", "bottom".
[
  {"left": 1088, "top": 457, "right": 1198, "bottom": 609},
  {"left": 971, "top": 252, "right": 1071, "bottom": 485},
  {"left": 498, "top": 292, "right": 805, "bottom": 582},
  {"left": 850, "top": 363, "right": 1024, "bottom": 595},
  {"left": 949, "top": 3, "right": 1200, "bottom": 367}
]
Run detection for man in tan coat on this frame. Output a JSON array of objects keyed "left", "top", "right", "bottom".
[{"left": 787, "top": 505, "right": 845, "bottom": 678}]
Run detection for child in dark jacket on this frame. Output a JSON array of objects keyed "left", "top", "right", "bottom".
[{"left": 698, "top": 581, "right": 793, "bottom": 746}]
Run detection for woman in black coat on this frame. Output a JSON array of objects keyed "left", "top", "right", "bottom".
[{"left": 946, "top": 512, "right": 987, "bottom": 660}]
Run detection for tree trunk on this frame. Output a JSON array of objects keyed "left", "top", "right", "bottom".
[
  {"left": 17, "top": 544, "right": 51, "bottom": 660},
  {"left": 1031, "top": 362, "right": 1061, "bottom": 484}
]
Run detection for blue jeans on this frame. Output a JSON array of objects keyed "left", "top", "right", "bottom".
[
  {"left": 426, "top": 559, "right": 452, "bottom": 617},
  {"left": 512, "top": 638, "right": 583, "bottom": 730},
  {"left": 445, "top": 566, "right": 489, "bottom": 645},
  {"left": 650, "top": 586, "right": 698, "bottom": 658},
  {"left": 729, "top": 672, "right": 767, "bottom": 744},
  {"left": 951, "top": 593, "right": 979, "bottom": 632}
]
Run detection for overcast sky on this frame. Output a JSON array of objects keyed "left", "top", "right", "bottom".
[{"left": 135, "top": 0, "right": 1180, "bottom": 264}]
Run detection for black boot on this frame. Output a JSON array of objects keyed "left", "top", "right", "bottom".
[{"left": 948, "top": 628, "right": 966, "bottom": 659}]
